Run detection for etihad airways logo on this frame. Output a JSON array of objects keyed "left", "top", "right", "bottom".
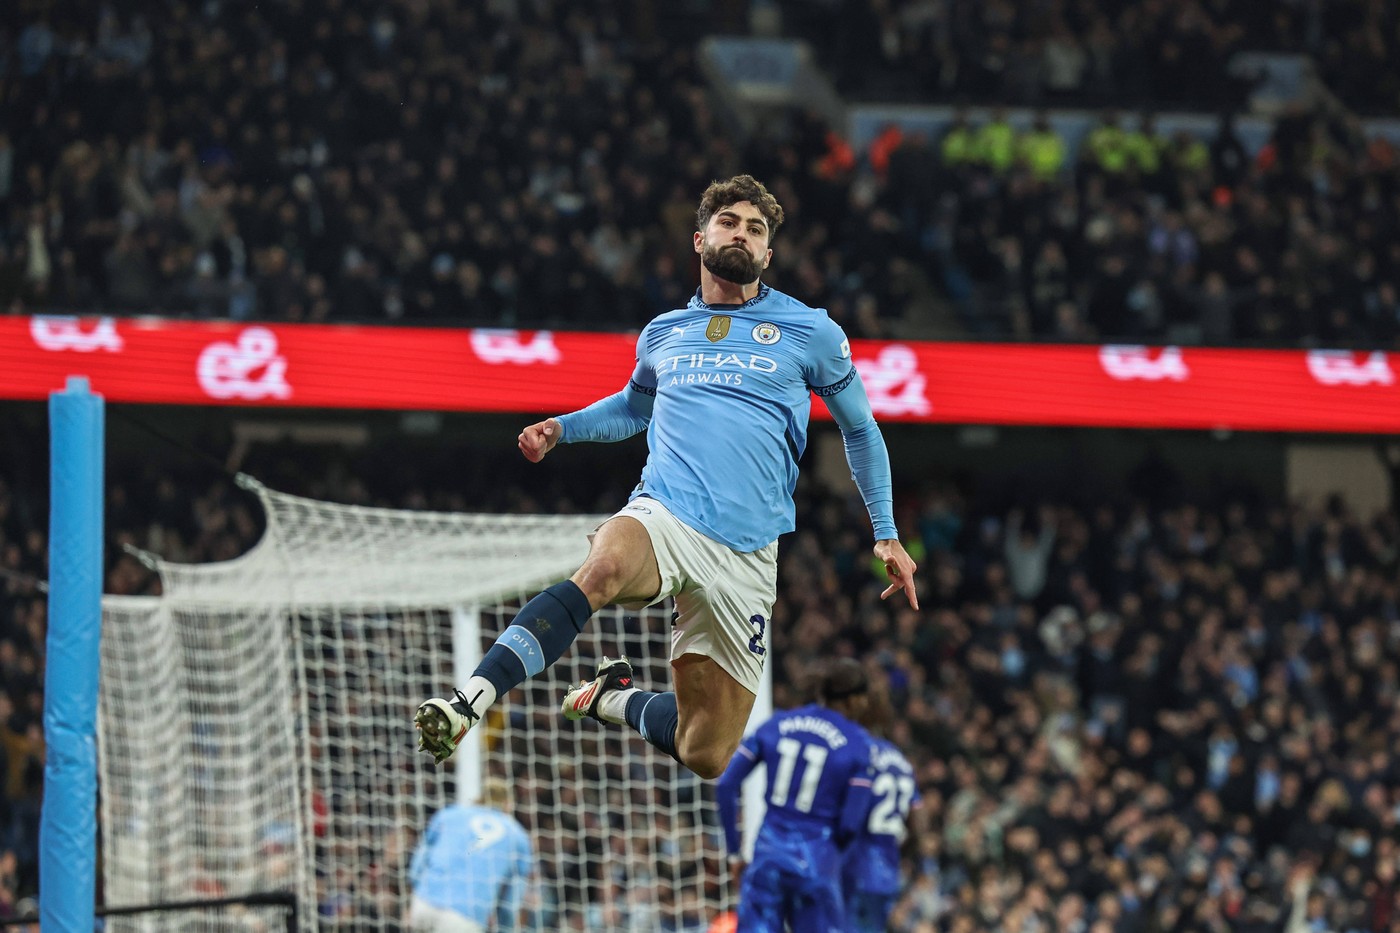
[
  {"left": 657, "top": 351, "right": 777, "bottom": 387},
  {"left": 1306, "top": 351, "right": 1394, "bottom": 386},
  {"left": 1099, "top": 345, "right": 1189, "bottom": 381}
]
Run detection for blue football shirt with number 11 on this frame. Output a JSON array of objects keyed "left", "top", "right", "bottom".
[{"left": 717, "top": 704, "right": 876, "bottom": 933}]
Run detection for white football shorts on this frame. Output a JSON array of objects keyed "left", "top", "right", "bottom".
[
  {"left": 407, "top": 898, "right": 485, "bottom": 933},
  {"left": 605, "top": 497, "right": 777, "bottom": 695}
]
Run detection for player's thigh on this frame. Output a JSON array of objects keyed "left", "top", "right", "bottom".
[
  {"left": 737, "top": 861, "right": 789, "bottom": 933},
  {"left": 670, "top": 537, "right": 778, "bottom": 700},
  {"left": 672, "top": 654, "right": 756, "bottom": 776},
  {"left": 791, "top": 879, "right": 845, "bottom": 933},
  {"left": 572, "top": 513, "right": 663, "bottom": 608},
  {"left": 847, "top": 892, "right": 895, "bottom": 933}
]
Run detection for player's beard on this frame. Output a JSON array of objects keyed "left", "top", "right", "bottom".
[{"left": 701, "top": 241, "right": 763, "bottom": 285}]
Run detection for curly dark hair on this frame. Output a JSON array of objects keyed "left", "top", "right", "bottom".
[
  {"left": 818, "top": 657, "right": 869, "bottom": 705},
  {"left": 695, "top": 175, "right": 785, "bottom": 241}
]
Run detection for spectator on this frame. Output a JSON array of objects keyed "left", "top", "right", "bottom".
[
  {"left": 1082, "top": 111, "right": 1132, "bottom": 176},
  {"left": 1017, "top": 113, "right": 1066, "bottom": 182},
  {"left": 973, "top": 108, "right": 1017, "bottom": 175}
]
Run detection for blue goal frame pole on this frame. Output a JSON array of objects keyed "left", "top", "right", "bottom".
[{"left": 42, "top": 376, "right": 104, "bottom": 933}]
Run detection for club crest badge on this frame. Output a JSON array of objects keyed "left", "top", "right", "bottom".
[
  {"left": 706, "top": 316, "right": 731, "bottom": 342},
  {"left": 752, "top": 322, "right": 782, "bottom": 345}
]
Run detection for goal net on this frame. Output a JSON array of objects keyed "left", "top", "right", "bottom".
[{"left": 98, "top": 478, "right": 732, "bottom": 933}]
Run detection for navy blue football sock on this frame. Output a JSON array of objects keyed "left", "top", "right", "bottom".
[
  {"left": 625, "top": 690, "right": 681, "bottom": 762},
  {"left": 474, "top": 581, "right": 593, "bottom": 696}
]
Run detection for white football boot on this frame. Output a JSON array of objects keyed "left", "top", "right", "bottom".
[
  {"left": 561, "top": 656, "right": 635, "bottom": 722},
  {"left": 414, "top": 689, "right": 482, "bottom": 764}
]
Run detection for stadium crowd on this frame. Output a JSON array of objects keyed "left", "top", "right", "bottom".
[
  {"left": 872, "top": 100, "right": 1400, "bottom": 345},
  {"left": 3, "top": 428, "right": 1400, "bottom": 931},
  {"left": 794, "top": 481, "right": 1400, "bottom": 933},
  {"left": 2, "top": 1, "right": 1399, "bottom": 345},
  {"left": 789, "top": 0, "right": 1400, "bottom": 115}
]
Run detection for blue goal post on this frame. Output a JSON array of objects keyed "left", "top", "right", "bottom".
[{"left": 42, "top": 376, "right": 104, "bottom": 933}]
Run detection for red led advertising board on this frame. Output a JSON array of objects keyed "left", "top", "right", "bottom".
[{"left": 2, "top": 316, "right": 1397, "bottom": 433}]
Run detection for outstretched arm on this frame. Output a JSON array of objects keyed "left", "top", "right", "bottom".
[
  {"left": 518, "top": 383, "right": 655, "bottom": 462},
  {"left": 519, "top": 345, "right": 657, "bottom": 461},
  {"left": 558, "top": 380, "right": 655, "bottom": 444},
  {"left": 837, "top": 765, "right": 876, "bottom": 850},
  {"left": 716, "top": 741, "right": 760, "bottom": 858},
  {"left": 823, "top": 371, "right": 919, "bottom": 609}
]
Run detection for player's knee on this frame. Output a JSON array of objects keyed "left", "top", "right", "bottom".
[
  {"left": 686, "top": 751, "right": 731, "bottom": 781},
  {"left": 680, "top": 738, "right": 736, "bottom": 780},
  {"left": 571, "top": 555, "right": 628, "bottom": 608}
]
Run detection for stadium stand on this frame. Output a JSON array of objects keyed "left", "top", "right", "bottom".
[
  {"left": 2, "top": 422, "right": 1399, "bottom": 928},
  {"left": 786, "top": 0, "right": 1400, "bottom": 116},
  {"left": 2, "top": 1, "right": 1398, "bottom": 344},
  {"left": 872, "top": 100, "right": 1400, "bottom": 344}
]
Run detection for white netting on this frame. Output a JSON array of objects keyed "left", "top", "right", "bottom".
[{"left": 99, "top": 480, "right": 730, "bottom": 933}]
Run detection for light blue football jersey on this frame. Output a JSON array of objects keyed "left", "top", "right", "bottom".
[
  {"left": 627, "top": 285, "right": 855, "bottom": 552},
  {"left": 409, "top": 803, "right": 533, "bottom": 928}
]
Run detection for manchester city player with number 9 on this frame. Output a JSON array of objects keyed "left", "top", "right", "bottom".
[
  {"left": 716, "top": 659, "right": 877, "bottom": 933},
  {"left": 407, "top": 779, "right": 534, "bottom": 932},
  {"left": 415, "top": 175, "right": 919, "bottom": 787}
]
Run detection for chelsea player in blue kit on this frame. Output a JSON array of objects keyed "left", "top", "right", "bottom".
[
  {"left": 716, "top": 659, "right": 877, "bottom": 933},
  {"left": 416, "top": 175, "right": 919, "bottom": 783},
  {"left": 841, "top": 718, "right": 920, "bottom": 933}
]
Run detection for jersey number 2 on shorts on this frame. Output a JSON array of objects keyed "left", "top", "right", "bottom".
[{"left": 748, "top": 614, "right": 767, "bottom": 656}]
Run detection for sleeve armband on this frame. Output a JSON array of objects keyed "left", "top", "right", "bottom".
[
  {"left": 811, "top": 366, "right": 856, "bottom": 397},
  {"left": 629, "top": 379, "right": 657, "bottom": 397}
]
